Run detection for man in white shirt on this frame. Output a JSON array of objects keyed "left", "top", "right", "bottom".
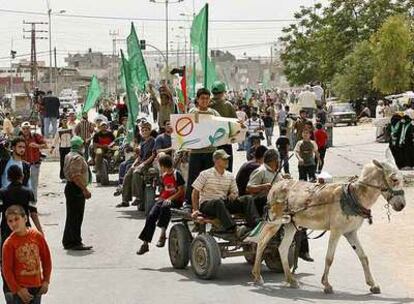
[
  {"left": 312, "top": 82, "right": 324, "bottom": 106},
  {"left": 191, "top": 150, "right": 260, "bottom": 235},
  {"left": 297, "top": 85, "right": 317, "bottom": 119}
]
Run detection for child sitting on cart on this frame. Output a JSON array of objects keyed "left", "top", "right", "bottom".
[{"left": 137, "top": 154, "right": 185, "bottom": 255}]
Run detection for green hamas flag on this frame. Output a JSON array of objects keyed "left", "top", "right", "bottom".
[
  {"left": 82, "top": 75, "right": 101, "bottom": 114},
  {"left": 191, "top": 3, "right": 217, "bottom": 90},
  {"left": 127, "top": 22, "right": 149, "bottom": 92},
  {"left": 121, "top": 50, "right": 140, "bottom": 143}
]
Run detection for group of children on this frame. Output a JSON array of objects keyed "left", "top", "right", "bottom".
[{"left": 0, "top": 165, "right": 52, "bottom": 304}]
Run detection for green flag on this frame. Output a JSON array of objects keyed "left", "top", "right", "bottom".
[
  {"left": 127, "top": 22, "right": 149, "bottom": 92},
  {"left": 82, "top": 75, "right": 101, "bottom": 114},
  {"left": 121, "top": 50, "right": 140, "bottom": 143},
  {"left": 190, "top": 4, "right": 217, "bottom": 90}
]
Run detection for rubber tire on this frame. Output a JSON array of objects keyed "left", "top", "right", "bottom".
[
  {"left": 264, "top": 242, "right": 296, "bottom": 273},
  {"left": 190, "top": 234, "right": 221, "bottom": 280},
  {"left": 100, "top": 160, "right": 109, "bottom": 186},
  {"left": 168, "top": 224, "right": 192, "bottom": 269}
]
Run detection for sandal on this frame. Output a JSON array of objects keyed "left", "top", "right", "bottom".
[
  {"left": 156, "top": 236, "right": 166, "bottom": 248},
  {"left": 136, "top": 243, "right": 149, "bottom": 255}
]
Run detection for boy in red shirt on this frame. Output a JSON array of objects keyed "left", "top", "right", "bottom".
[
  {"left": 137, "top": 154, "right": 185, "bottom": 255},
  {"left": 313, "top": 123, "right": 328, "bottom": 173},
  {"left": 2, "top": 205, "right": 51, "bottom": 304}
]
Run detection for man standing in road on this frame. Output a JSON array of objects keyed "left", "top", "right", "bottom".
[
  {"left": 185, "top": 88, "right": 220, "bottom": 203},
  {"left": 297, "top": 85, "right": 317, "bottom": 119},
  {"left": 42, "top": 90, "right": 60, "bottom": 138},
  {"left": 20, "top": 122, "right": 47, "bottom": 202},
  {"left": 210, "top": 81, "right": 237, "bottom": 172},
  {"left": 62, "top": 136, "right": 92, "bottom": 251}
]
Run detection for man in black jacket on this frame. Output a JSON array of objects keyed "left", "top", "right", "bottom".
[{"left": 42, "top": 90, "right": 60, "bottom": 138}]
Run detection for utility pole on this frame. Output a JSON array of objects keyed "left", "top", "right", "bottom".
[
  {"left": 23, "top": 21, "right": 48, "bottom": 90},
  {"left": 10, "top": 39, "right": 16, "bottom": 96},
  {"left": 109, "top": 30, "right": 119, "bottom": 95},
  {"left": 54, "top": 47, "right": 57, "bottom": 93}
]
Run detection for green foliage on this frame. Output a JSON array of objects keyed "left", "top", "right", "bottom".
[
  {"left": 280, "top": 0, "right": 413, "bottom": 95},
  {"left": 332, "top": 40, "right": 375, "bottom": 100},
  {"left": 372, "top": 15, "right": 413, "bottom": 94}
]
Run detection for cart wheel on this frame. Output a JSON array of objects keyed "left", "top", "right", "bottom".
[
  {"left": 190, "top": 234, "right": 221, "bottom": 279},
  {"left": 168, "top": 223, "right": 192, "bottom": 269},
  {"left": 100, "top": 160, "right": 109, "bottom": 186},
  {"left": 264, "top": 242, "right": 295, "bottom": 273},
  {"left": 242, "top": 244, "right": 256, "bottom": 265}
]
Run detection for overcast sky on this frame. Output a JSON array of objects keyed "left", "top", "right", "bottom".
[{"left": 0, "top": 0, "right": 326, "bottom": 66}]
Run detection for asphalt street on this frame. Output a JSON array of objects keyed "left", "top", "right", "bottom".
[{"left": 2, "top": 123, "right": 414, "bottom": 304}]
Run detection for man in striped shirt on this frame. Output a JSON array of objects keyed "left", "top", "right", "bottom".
[
  {"left": 74, "top": 113, "right": 95, "bottom": 162},
  {"left": 191, "top": 149, "right": 260, "bottom": 236}
]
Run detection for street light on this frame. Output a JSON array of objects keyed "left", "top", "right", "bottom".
[
  {"left": 150, "top": 0, "right": 184, "bottom": 79},
  {"left": 46, "top": 0, "right": 66, "bottom": 91}
]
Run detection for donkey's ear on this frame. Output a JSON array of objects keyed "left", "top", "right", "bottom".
[{"left": 373, "top": 159, "right": 384, "bottom": 170}]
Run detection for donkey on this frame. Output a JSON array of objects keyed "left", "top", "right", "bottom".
[{"left": 251, "top": 160, "right": 406, "bottom": 294}]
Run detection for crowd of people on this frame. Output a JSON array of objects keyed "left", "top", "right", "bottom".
[{"left": 0, "top": 80, "right": 334, "bottom": 303}]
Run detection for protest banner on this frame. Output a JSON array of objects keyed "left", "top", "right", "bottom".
[{"left": 171, "top": 114, "right": 246, "bottom": 150}]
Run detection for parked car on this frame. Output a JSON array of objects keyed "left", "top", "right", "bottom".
[{"left": 328, "top": 103, "right": 357, "bottom": 126}]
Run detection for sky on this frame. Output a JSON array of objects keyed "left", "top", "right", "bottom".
[{"left": 0, "top": 0, "right": 327, "bottom": 67}]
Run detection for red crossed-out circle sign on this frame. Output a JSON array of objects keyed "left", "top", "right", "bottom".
[{"left": 175, "top": 117, "right": 194, "bottom": 136}]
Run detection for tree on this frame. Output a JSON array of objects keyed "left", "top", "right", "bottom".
[
  {"left": 279, "top": 0, "right": 412, "bottom": 88},
  {"left": 372, "top": 15, "right": 413, "bottom": 94},
  {"left": 332, "top": 40, "right": 375, "bottom": 100}
]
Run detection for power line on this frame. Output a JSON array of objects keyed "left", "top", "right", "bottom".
[{"left": 0, "top": 8, "right": 296, "bottom": 23}]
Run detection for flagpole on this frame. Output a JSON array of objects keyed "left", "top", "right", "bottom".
[{"left": 203, "top": 3, "right": 209, "bottom": 88}]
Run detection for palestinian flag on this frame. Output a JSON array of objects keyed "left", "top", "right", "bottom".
[{"left": 171, "top": 66, "right": 187, "bottom": 113}]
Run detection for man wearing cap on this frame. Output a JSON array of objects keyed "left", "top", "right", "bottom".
[
  {"left": 185, "top": 88, "right": 220, "bottom": 203},
  {"left": 210, "top": 81, "right": 237, "bottom": 172},
  {"left": 246, "top": 149, "right": 282, "bottom": 216},
  {"left": 62, "top": 136, "right": 92, "bottom": 251},
  {"left": 20, "top": 122, "right": 47, "bottom": 201},
  {"left": 92, "top": 121, "right": 115, "bottom": 183},
  {"left": 191, "top": 149, "right": 260, "bottom": 236}
]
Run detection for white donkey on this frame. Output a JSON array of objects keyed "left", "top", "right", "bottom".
[{"left": 251, "top": 160, "right": 406, "bottom": 294}]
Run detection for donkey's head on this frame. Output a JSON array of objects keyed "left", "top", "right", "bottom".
[{"left": 371, "top": 160, "right": 406, "bottom": 212}]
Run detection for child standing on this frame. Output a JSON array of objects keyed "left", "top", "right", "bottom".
[
  {"left": 294, "top": 130, "right": 320, "bottom": 182},
  {"left": 313, "top": 123, "right": 328, "bottom": 173},
  {"left": 276, "top": 129, "right": 290, "bottom": 174},
  {"left": 2, "top": 205, "right": 51, "bottom": 304},
  {"left": 137, "top": 154, "right": 185, "bottom": 255}
]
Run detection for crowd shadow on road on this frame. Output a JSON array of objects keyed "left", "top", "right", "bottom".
[
  {"left": 115, "top": 209, "right": 147, "bottom": 220},
  {"left": 140, "top": 262, "right": 311, "bottom": 287},
  {"left": 251, "top": 284, "right": 414, "bottom": 304},
  {"left": 65, "top": 249, "right": 95, "bottom": 257},
  {"left": 140, "top": 264, "right": 414, "bottom": 304}
]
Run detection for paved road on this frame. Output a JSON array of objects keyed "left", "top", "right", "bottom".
[{"left": 5, "top": 124, "right": 414, "bottom": 304}]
